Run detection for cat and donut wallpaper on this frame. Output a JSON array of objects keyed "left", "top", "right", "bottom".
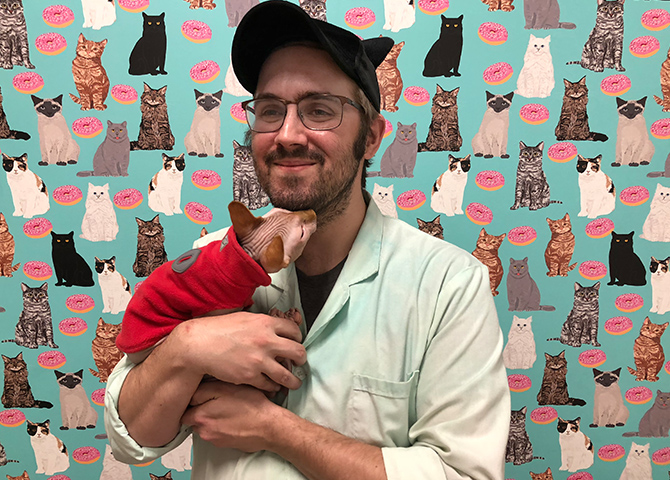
[{"left": 1, "top": 0, "right": 670, "bottom": 478}]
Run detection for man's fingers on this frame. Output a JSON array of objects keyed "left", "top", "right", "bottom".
[
  {"left": 272, "top": 315, "right": 304, "bottom": 343},
  {"left": 262, "top": 360, "right": 302, "bottom": 390}
]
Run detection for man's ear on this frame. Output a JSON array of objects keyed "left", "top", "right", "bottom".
[{"left": 364, "top": 114, "right": 386, "bottom": 161}]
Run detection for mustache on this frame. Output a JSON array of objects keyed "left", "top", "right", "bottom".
[{"left": 264, "top": 145, "right": 325, "bottom": 165}]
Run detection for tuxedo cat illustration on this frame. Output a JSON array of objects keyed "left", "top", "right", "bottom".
[
  {"left": 516, "top": 35, "right": 554, "bottom": 98},
  {"left": 184, "top": 89, "right": 223, "bottom": 157},
  {"left": 650, "top": 256, "right": 670, "bottom": 314},
  {"left": 524, "top": 0, "right": 575, "bottom": 29},
  {"left": 577, "top": 154, "right": 615, "bottom": 218},
  {"left": 608, "top": 231, "right": 646, "bottom": 286},
  {"left": 590, "top": 368, "right": 629, "bottom": 428},
  {"left": 55, "top": 370, "right": 98, "bottom": 429},
  {"left": 624, "top": 390, "right": 670, "bottom": 437},
  {"left": 32, "top": 95, "right": 80, "bottom": 166},
  {"left": 368, "top": 122, "right": 417, "bottom": 178},
  {"left": 77, "top": 121, "right": 130, "bottom": 177},
  {"left": 3, "top": 153, "right": 50, "bottom": 218},
  {"left": 423, "top": 15, "right": 463, "bottom": 78},
  {"left": 129, "top": 12, "right": 167, "bottom": 75},
  {"left": 430, "top": 154, "right": 469, "bottom": 216},
  {"left": 641, "top": 184, "right": 670, "bottom": 242},
  {"left": 51, "top": 231, "right": 95, "bottom": 287},
  {"left": 614, "top": 97, "right": 654, "bottom": 167},
  {"left": 507, "top": 257, "right": 555, "bottom": 311},
  {"left": 471, "top": 91, "right": 513, "bottom": 158}
]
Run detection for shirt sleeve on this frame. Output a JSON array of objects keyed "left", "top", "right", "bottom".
[{"left": 381, "top": 263, "right": 510, "bottom": 480}]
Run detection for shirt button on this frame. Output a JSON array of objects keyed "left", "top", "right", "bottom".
[{"left": 294, "top": 366, "right": 307, "bottom": 381}]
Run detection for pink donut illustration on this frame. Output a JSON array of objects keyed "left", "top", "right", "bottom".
[
  {"left": 666, "top": 360, "right": 670, "bottom": 375},
  {"left": 567, "top": 472, "right": 593, "bottom": 480},
  {"left": 547, "top": 142, "right": 578, "bottom": 163},
  {"left": 465, "top": 202, "right": 493, "bottom": 225},
  {"left": 191, "top": 169, "right": 222, "bottom": 190},
  {"left": 42, "top": 5, "right": 75, "bottom": 28},
  {"left": 519, "top": 103, "right": 550, "bottom": 125},
  {"left": 507, "top": 226, "right": 536, "bottom": 246},
  {"left": 37, "top": 350, "right": 66, "bottom": 370},
  {"left": 230, "top": 102, "right": 246, "bottom": 124},
  {"left": 35, "top": 32, "right": 67, "bottom": 56},
  {"left": 403, "top": 86, "right": 430, "bottom": 106},
  {"left": 185, "top": 201, "right": 213, "bottom": 225},
  {"left": 508, "top": 374, "right": 531, "bottom": 392},
  {"left": 53, "top": 185, "right": 83, "bottom": 206},
  {"left": 397, "top": 189, "right": 426, "bottom": 211},
  {"left": 625, "top": 386, "right": 653, "bottom": 405},
  {"left": 482, "top": 62, "right": 513, "bottom": 85},
  {"left": 12, "top": 72, "right": 44, "bottom": 95},
  {"left": 529, "top": 406, "right": 558, "bottom": 425},
  {"left": 585, "top": 217, "right": 614, "bottom": 239},
  {"left": 418, "top": 0, "right": 449, "bottom": 15},
  {"left": 0, "top": 409, "right": 26, "bottom": 427},
  {"left": 604, "top": 316, "right": 633, "bottom": 335},
  {"left": 113, "top": 188, "right": 143, "bottom": 209},
  {"left": 598, "top": 444, "right": 625, "bottom": 462},
  {"left": 72, "top": 116, "right": 103, "bottom": 138},
  {"left": 600, "top": 74, "right": 631, "bottom": 96},
  {"left": 619, "top": 185, "right": 650, "bottom": 206},
  {"left": 47, "top": 476, "right": 72, "bottom": 480},
  {"left": 478, "top": 22, "right": 508, "bottom": 45},
  {"left": 23, "top": 261, "right": 52, "bottom": 281},
  {"left": 91, "top": 388, "right": 105, "bottom": 406},
  {"left": 578, "top": 349, "right": 606, "bottom": 368},
  {"left": 118, "top": 0, "right": 150, "bottom": 13},
  {"left": 111, "top": 84, "right": 138, "bottom": 105},
  {"left": 65, "top": 294, "right": 95, "bottom": 314},
  {"left": 344, "top": 7, "right": 375, "bottom": 29},
  {"left": 642, "top": 9, "right": 670, "bottom": 31},
  {"left": 578, "top": 260, "right": 607, "bottom": 281},
  {"left": 653, "top": 447, "right": 670, "bottom": 465},
  {"left": 181, "top": 20, "right": 212, "bottom": 43},
  {"left": 629, "top": 35, "right": 660, "bottom": 58},
  {"left": 58, "top": 317, "right": 87, "bottom": 337},
  {"left": 190, "top": 60, "right": 221, "bottom": 84},
  {"left": 651, "top": 118, "right": 670, "bottom": 139},
  {"left": 72, "top": 446, "right": 101, "bottom": 464},
  {"left": 475, "top": 170, "right": 505, "bottom": 191},
  {"left": 615, "top": 293, "right": 644, "bottom": 313},
  {"left": 23, "top": 218, "right": 53, "bottom": 239},
  {"left": 383, "top": 117, "right": 393, "bottom": 138}
]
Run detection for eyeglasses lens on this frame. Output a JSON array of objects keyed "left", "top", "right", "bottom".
[{"left": 245, "top": 95, "right": 344, "bottom": 133}]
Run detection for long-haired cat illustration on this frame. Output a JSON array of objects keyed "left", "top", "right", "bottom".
[
  {"left": 624, "top": 390, "right": 670, "bottom": 437},
  {"left": 608, "top": 231, "right": 646, "bottom": 286},
  {"left": 3, "top": 153, "right": 50, "bottom": 218},
  {"left": 77, "top": 120, "right": 130, "bottom": 177},
  {"left": 2, "top": 352, "right": 53, "bottom": 408},
  {"left": 300, "top": 0, "right": 326, "bottom": 21},
  {"left": 544, "top": 213, "right": 576, "bottom": 277},
  {"left": 223, "top": 61, "right": 250, "bottom": 97},
  {"left": 27, "top": 419, "right": 69, "bottom": 475},
  {"left": 577, "top": 155, "right": 615, "bottom": 218},
  {"left": 0, "top": 212, "right": 20, "bottom": 277},
  {"left": 628, "top": 317, "right": 668, "bottom": 382},
  {"left": 548, "top": 282, "right": 600, "bottom": 347},
  {"left": 619, "top": 442, "right": 652, "bottom": 480},
  {"left": 161, "top": 434, "right": 193, "bottom": 472},
  {"left": 100, "top": 443, "right": 133, "bottom": 480},
  {"left": 482, "top": 0, "right": 514, "bottom": 12},
  {"left": 131, "top": 83, "right": 175, "bottom": 151},
  {"left": 69, "top": 33, "right": 110, "bottom": 111},
  {"left": 505, "top": 406, "right": 544, "bottom": 465},
  {"left": 523, "top": 0, "right": 575, "bottom": 29},
  {"left": 516, "top": 35, "right": 554, "bottom": 98},
  {"left": 654, "top": 46, "right": 670, "bottom": 112},
  {"left": 55, "top": 370, "right": 97, "bottom": 430},
  {"left": 32, "top": 95, "right": 80, "bottom": 166},
  {"left": 148, "top": 153, "right": 185, "bottom": 216},
  {"left": 651, "top": 256, "right": 670, "bottom": 315},
  {"left": 557, "top": 417, "right": 594, "bottom": 472},
  {"left": 511, "top": 141, "right": 560, "bottom": 211},
  {"left": 376, "top": 41, "right": 404, "bottom": 112},
  {"left": 430, "top": 155, "right": 469, "bottom": 216},
  {"left": 184, "top": 89, "right": 223, "bottom": 157},
  {"left": 371, "top": 183, "right": 398, "bottom": 218},
  {"left": 423, "top": 15, "right": 463, "bottom": 77},
  {"left": 81, "top": 0, "right": 116, "bottom": 30},
  {"left": 641, "top": 184, "right": 670, "bottom": 242},
  {"left": 0, "top": 87, "right": 29, "bottom": 140},
  {"left": 507, "top": 257, "right": 556, "bottom": 311},
  {"left": 80, "top": 183, "right": 118, "bottom": 242},
  {"left": 224, "top": 0, "right": 258, "bottom": 27},
  {"left": 128, "top": 12, "right": 167, "bottom": 76},
  {"left": 232, "top": 140, "right": 270, "bottom": 210},
  {"left": 555, "top": 77, "right": 608, "bottom": 142},
  {"left": 471, "top": 91, "right": 513, "bottom": 159},
  {"left": 0, "top": 0, "right": 34, "bottom": 69},
  {"left": 567, "top": 0, "right": 625, "bottom": 73},
  {"left": 185, "top": 0, "right": 216, "bottom": 10},
  {"left": 132, "top": 215, "right": 168, "bottom": 277},
  {"left": 503, "top": 315, "right": 537, "bottom": 370},
  {"left": 416, "top": 216, "right": 443, "bottom": 240},
  {"left": 590, "top": 367, "right": 629, "bottom": 428},
  {"left": 51, "top": 231, "right": 95, "bottom": 287},
  {"left": 95, "top": 256, "right": 132, "bottom": 315},
  {"left": 472, "top": 228, "right": 506, "bottom": 297},
  {"left": 4, "top": 282, "right": 58, "bottom": 349},
  {"left": 0, "top": 441, "right": 19, "bottom": 466},
  {"left": 530, "top": 468, "right": 553, "bottom": 480},
  {"left": 368, "top": 122, "right": 417, "bottom": 178},
  {"left": 537, "top": 351, "right": 586, "bottom": 406},
  {"left": 382, "top": 0, "right": 414, "bottom": 33},
  {"left": 614, "top": 97, "right": 654, "bottom": 167},
  {"left": 89, "top": 317, "right": 123, "bottom": 382},
  {"left": 418, "top": 85, "right": 462, "bottom": 152}
]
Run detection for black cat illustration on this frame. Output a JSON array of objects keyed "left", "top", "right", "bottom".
[
  {"left": 423, "top": 14, "right": 463, "bottom": 78},
  {"left": 128, "top": 12, "right": 167, "bottom": 76},
  {"left": 608, "top": 231, "right": 646, "bottom": 286},
  {"left": 50, "top": 231, "right": 94, "bottom": 287}
]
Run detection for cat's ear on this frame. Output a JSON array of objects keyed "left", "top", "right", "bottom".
[
  {"left": 574, "top": 282, "right": 582, "bottom": 291},
  {"left": 450, "top": 87, "right": 460, "bottom": 96},
  {"left": 520, "top": 406, "right": 527, "bottom": 414},
  {"left": 643, "top": 317, "right": 651, "bottom": 325},
  {"left": 214, "top": 90, "right": 223, "bottom": 100},
  {"left": 519, "top": 141, "right": 527, "bottom": 150},
  {"left": 463, "top": 154, "right": 471, "bottom": 161},
  {"left": 228, "top": 201, "right": 261, "bottom": 237},
  {"left": 435, "top": 84, "right": 444, "bottom": 94},
  {"left": 78, "top": 33, "right": 85, "bottom": 43},
  {"left": 457, "top": 14, "right": 463, "bottom": 21},
  {"left": 639, "top": 96, "right": 647, "bottom": 107},
  {"left": 40, "top": 282, "right": 48, "bottom": 291},
  {"left": 95, "top": 256, "right": 102, "bottom": 263},
  {"left": 75, "top": 369, "right": 83, "bottom": 378},
  {"left": 558, "top": 350, "right": 565, "bottom": 358},
  {"left": 260, "top": 235, "right": 286, "bottom": 273},
  {"left": 563, "top": 212, "right": 570, "bottom": 221},
  {"left": 194, "top": 89, "right": 202, "bottom": 100},
  {"left": 563, "top": 78, "right": 571, "bottom": 88},
  {"left": 158, "top": 85, "right": 168, "bottom": 95},
  {"left": 121, "top": 121, "right": 127, "bottom": 128},
  {"left": 107, "top": 120, "right": 112, "bottom": 127},
  {"left": 523, "top": 257, "right": 528, "bottom": 263},
  {"left": 592, "top": 368, "right": 602, "bottom": 377},
  {"left": 411, "top": 123, "right": 417, "bottom": 129},
  {"left": 21, "top": 282, "right": 28, "bottom": 292},
  {"left": 54, "top": 370, "right": 65, "bottom": 380},
  {"left": 232, "top": 140, "right": 241, "bottom": 149},
  {"left": 593, "top": 155, "right": 602, "bottom": 163},
  {"left": 30, "top": 94, "right": 42, "bottom": 106},
  {"left": 99, "top": 39, "right": 108, "bottom": 48},
  {"left": 151, "top": 215, "right": 161, "bottom": 224},
  {"left": 503, "top": 92, "right": 514, "bottom": 102},
  {"left": 592, "top": 281, "right": 600, "bottom": 290},
  {"left": 19, "top": 153, "right": 27, "bottom": 162},
  {"left": 176, "top": 153, "right": 185, "bottom": 161},
  {"left": 612, "top": 367, "right": 621, "bottom": 376},
  {"left": 143, "top": 82, "right": 151, "bottom": 92},
  {"left": 615, "top": 97, "right": 626, "bottom": 108},
  {"left": 485, "top": 91, "right": 493, "bottom": 101},
  {"left": 396, "top": 122, "right": 402, "bottom": 129},
  {"left": 159, "top": 12, "right": 165, "bottom": 20},
  {"left": 578, "top": 76, "right": 587, "bottom": 85},
  {"left": 142, "top": 11, "right": 148, "bottom": 19},
  {"left": 479, "top": 228, "right": 486, "bottom": 237},
  {"left": 509, "top": 257, "right": 514, "bottom": 264},
  {"left": 652, "top": 255, "right": 659, "bottom": 263},
  {"left": 536, "top": 141, "right": 544, "bottom": 152},
  {"left": 98, "top": 317, "right": 105, "bottom": 327}
]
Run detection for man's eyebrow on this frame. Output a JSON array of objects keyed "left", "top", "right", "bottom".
[{"left": 253, "top": 91, "right": 332, "bottom": 101}]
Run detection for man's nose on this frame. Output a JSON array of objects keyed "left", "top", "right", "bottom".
[{"left": 274, "top": 104, "right": 309, "bottom": 148}]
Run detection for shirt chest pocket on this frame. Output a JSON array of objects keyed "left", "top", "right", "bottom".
[{"left": 345, "top": 370, "right": 419, "bottom": 448}]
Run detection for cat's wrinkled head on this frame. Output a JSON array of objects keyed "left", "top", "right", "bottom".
[
  {"left": 135, "top": 215, "right": 164, "bottom": 237},
  {"left": 485, "top": 91, "right": 513, "bottom": 113},
  {"left": 32, "top": 95, "right": 63, "bottom": 118},
  {"left": 417, "top": 216, "right": 443, "bottom": 240},
  {"left": 0, "top": 0, "right": 25, "bottom": 18},
  {"left": 509, "top": 406, "right": 527, "bottom": 427},
  {"left": 509, "top": 257, "right": 530, "bottom": 278},
  {"left": 519, "top": 141, "right": 544, "bottom": 167},
  {"left": 616, "top": 97, "right": 646, "bottom": 120},
  {"left": 76, "top": 33, "right": 107, "bottom": 59},
  {"left": 640, "top": 316, "right": 669, "bottom": 340},
  {"left": 475, "top": 228, "right": 505, "bottom": 251},
  {"left": 299, "top": 0, "right": 327, "bottom": 21},
  {"left": 546, "top": 213, "right": 571, "bottom": 234}
]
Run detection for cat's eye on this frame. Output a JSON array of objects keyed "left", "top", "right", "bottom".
[
  {"left": 157, "top": 22, "right": 161, "bottom": 25},
  {"left": 148, "top": 22, "right": 152, "bottom": 25}
]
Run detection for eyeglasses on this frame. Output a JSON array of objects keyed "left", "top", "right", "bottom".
[{"left": 241, "top": 94, "right": 363, "bottom": 133}]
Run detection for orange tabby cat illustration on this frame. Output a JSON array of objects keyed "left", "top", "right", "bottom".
[
  {"left": 69, "top": 34, "right": 110, "bottom": 111},
  {"left": 653, "top": 46, "right": 670, "bottom": 112},
  {"left": 89, "top": 317, "right": 122, "bottom": 383},
  {"left": 544, "top": 213, "right": 577, "bottom": 277},
  {"left": 472, "top": 228, "right": 506, "bottom": 296},
  {"left": 0, "top": 213, "right": 20, "bottom": 277},
  {"left": 376, "top": 41, "right": 404, "bottom": 113},
  {"left": 628, "top": 317, "right": 668, "bottom": 382},
  {"left": 482, "top": 0, "right": 514, "bottom": 12}
]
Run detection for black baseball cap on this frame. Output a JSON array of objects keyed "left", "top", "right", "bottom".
[{"left": 231, "top": 0, "right": 394, "bottom": 112}]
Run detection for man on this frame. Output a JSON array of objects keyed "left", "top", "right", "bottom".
[{"left": 104, "top": 2, "right": 510, "bottom": 479}]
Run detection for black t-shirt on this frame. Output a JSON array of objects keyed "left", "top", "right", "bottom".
[{"left": 296, "top": 256, "right": 347, "bottom": 333}]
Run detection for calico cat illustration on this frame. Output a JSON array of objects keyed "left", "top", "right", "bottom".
[
  {"left": 482, "top": 0, "right": 514, "bottom": 12},
  {"left": 148, "top": 153, "right": 185, "bottom": 216},
  {"left": 371, "top": 183, "right": 398, "bottom": 218},
  {"left": 555, "top": 77, "right": 608, "bottom": 142},
  {"left": 516, "top": 35, "right": 554, "bottom": 98},
  {"left": 0, "top": 87, "right": 29, "bottom": 140},
  {"left": 431, "top": 155, "right": 469, "bottom": 216},
  {"left": 511, "top": 141, "right": 560, "bottom": 211},
  {"left": 2, "top": 352, "right": 53, "bottom": 408},
  {"left": 416, "top": 216, "right": 443, "bottom": 240},
  {"left": 614, "top": 97, "right": 654, "bottom": 167},
  {"left": 368, "top": 122, "right": 417, "bottom": 178},
  {"left": 69, "top": 33, "right": 110, "bottom": 111},
  {"left": 591, "top": 367, "right": 629, "bottom": 428},
  {"left": 619, "top": 442, "right": 652, "bottom": 480},
  {"left": 185, "top": 0, "right": 216, "bottom": 9},
  {"left": 523, "top": 0, "right": 575, "bottom": 29},
  {"left": 81, "top": 0, "right": 116, "bottom": 30},
  {"left": 0, "top": 441, "right": 19, "bottom": 466},
  {"left": 132, "top": 215, "right": 168, "bottom": 277},
  {"left": 640, "top": 184, "right": 670, "bottom": 242},
  {"left": 382, "top": 0, "right": 414, "bottom": 33},
  {"left": 32, "top": 95, "right": 80, "bottom": 166},
  {"left": 100, "top": 443, "right": 133, "bottom": 480},
  {"left": 529, "top": 468, "right": 553, "bottom": 480},
  {"left": 577, "top": 155, "right": 616, "bottom": 218},
  {"left": 548, "top": 282, "right": 600, "bottom": 347},
  {"left": 0, "top": 0, "right": 34, "bottom": 69},
  {"left": 507, "top": 257, "right": 555, "bottom": 311},
  {"left": 608, "top": 231, "right": 646, "bottom": 286},
  {"left": 95, "top": 256, "right": 132, "bottom": 315},
  {"left": 505, "top": 406, "right": 544, "bottom": 465},
  {"left": 471, "top": 91, "right": 513, "bottom": 159},
  {"left": 300, "top": 0, "right": 326, "bottom": 21},
  {"left": 128, "top": 12, "right": 167, "bottom": 76},
  {"left": 627, "top": 317, "right": 668, "bottom": 382},
  {"left": 224, "top": 0, "right": 258, "bottom": 27},
  {"left": 567, "top": 0, "right": 625, "bottom": 73},
  {"left": 131, "top": 83, "right": 175, "bottom": 151},
  {"left": 4, "top": 282, "right": 58, "bottom": 348},
  {"left": 418, "top": 85, "right": 462, "bottom": 152},
  {"left": 624, "top": 390, "right": 670, "bottom": 437},
  {"left": 232, "top": 140, "right": 270, "bottom": 210},
  {"left": 77, "top": 121, "right": 130, "bottom": 177},
  {"left": 184, "top": 89, "right": 223, "bottom": 157},
  {"left": 51, "top": 231, "right": 94, "bottom": 287},
  {"left": 537, "top": 351, "right": 586, "bottom": 406},
  {"left": 3, "top": 153, "right": 50, "bottom": 218},
  {"left": 0, "top": 212, "right": 20, "bottom": 276},
  {"left": 651, "top": 256, "right": 670, "bottom": 315},
  {"left": 557, "top": 417, "right": 594, "bottom": 472},
  {"left": 80, "top": 183, "right": 118, "bottom": 242},
  {"left": 423, "top": 15, "right": 463, "bottom": 77},
  {"left": 376, "top": 41, "right": 404, "bottom": 112},
  {"left": 654, "top": 46, "right": 670, "bottom": 112},
  {"left": 503, "top": 315, "right": 537, "bottom": 370},
  {"left": 161, "top": 434, "right": 193, "bottom": 472},
  {"left": 27, "top": 419, "right": 69, "bottom": 475},
  {"left": 472, "top": 228, "right": 506, "bottom": 297},
  {"left": 89, "top": 317, "right": 123, "bottom": 382},
  {"left": 544, "top": 213, "right": 576, "bottom": 277},
  {"left": 55, "top": 370, "right": 97, "bottom": 429}
]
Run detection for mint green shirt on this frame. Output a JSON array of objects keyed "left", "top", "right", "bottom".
[{"left": 104, "top": 200, "right": 510, "bottom": 480}]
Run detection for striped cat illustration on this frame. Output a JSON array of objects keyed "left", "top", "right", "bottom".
[
  {"left": 4, "top": 282, "right": 58, "bottom": 349},
  {"left": 482, "top": 0, "right": 514, "bottom": 12},
  {"left": 0, "top": 212, "right": 20, "bottom": 276},
  {"left": 555, "top": 77, "right": 608, "bottom": 142},
  {"left": 511, "top": 141, "right": 561, "bottom": 211},
  {"left": 653, "top": 46, "right": 670, "bottom": 112},
  {"left": 547, "top": 282, "right": 600, "bottom": 348},
  {"left": 376, "top": 41, "right": 404, "bottom": 112},
  {"left": 418, "top": 85, "right": 462, "bottom": 152},
  {"left": 132, "top": 215, "right": 168, "bottom": 277},
  {"left": 89, "top": 317, "right": 123, "bottom": 382},
  {"left": 472, "top": 228, "right": 506, "bottom": 297},
  {"left": 544, "top": 213, "right": 577, "bottom": 277},
  {"left": 232, "top": 140, "right": 270, "bottom": 210},
  {"left": 2, "top": 352, "right": 53, "bottom": 408},
  {"left": 506, "top": 406, "right": 544, "bottom": 465},
  {"left": 628, "top": 317, "right": 668, "bottom": 382},
  {"left": 0, "top": 87, "right": 29, "bottom": 140},
  {"left": 0, "top": 0, "right": 34, "bottom": 69},
  {"left": 537, "top": 351, "right": 586, "bottom": 406},
  {"left": 416, "top": 216, "right": 443, "bottom": 240},
  {"left": 300, "top": 0, "right": 326, "bottom": 21},
  {"left": 131, "top": 83, "right": 175, "bottom": 151},
  {"left": 69, "top": 33, "right": 110, "bottom": 111}
]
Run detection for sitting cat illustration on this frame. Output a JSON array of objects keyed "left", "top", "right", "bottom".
[
  {"left": 371, "top": 183, "right": 398, "bottom": 218},
  {"left": 5, "top": 282, "right": 58, "bottom": 349},
  {"left": 418, "top": 85, "right": 462, "bottom": 152},
  {"left": 148, "top": 153, "right": 185, "bottom": 216},
  {"left": 614, "top": 97, "right": 654, "bottom": 167},
  {"left": 590, "top": 367, "right": 628, "bottom": 428},
  {"left": 55, "top": 369, "right": 98, "bottom": 430},
  {"left": 608, "top": 231, "right": 646, "bottom": 286},
  {"left": 503, "top": 315, "right": 536, "bottom": 370},
  {"left": 32, "top": 95, "right": 80, "bottom": 166},
  {"left": 430, "top": 155, "right": 469, "bottom": 216},
  {"left": 650, "top": 256, "right": 670, "bottom": 315},
  {"left": 51, "top": 231, "right": 95, "bottom": 287},
  {"left": 619, "top": 442, "right": 652, "bottom": 480},
  {"left": 27, "top": 419, "right": 70, "bottom": 475},
  {"left": 128, "top": 12, "right": 167, "bottom": 76},
  {"left": 523, "top": 0, "right": 575, "bottom": 29},
  {"left": 505, "top": 406, "right": 544, "bottom": 465},
  {"left": 80, "top": 183, "right": 119, "bottom": 242},
  {"left": 516, "top": 35, "right": 554, "bottom": 98},
  {"left": 537, "top": 351, "right": 585, "bottom": 406},
  {"left": 376, "top": 41, "right": 404, "bottom": 112},
  {"left": 641, "top": 184, "right": 670, "bottom": 242},
  {"left": 471, "top": 91, "right": 513, "bottom": 159},
  {"left": 472, "top": 228, "right": 506, "bottom": 297},
  {"left": 423, "top": 15, "right": 463, "bottom": 78},
  {"left": 507, "top": 257, "right": 555, "bottom": 311},
  {"left": 557, "top": 417, "right": 594, "bottom": 472},
  {"left": 382, "top": 0, "right": 414, "bottom": 33},
  {"left": 367, "top": 122, "right": 417, "bottom": 178},
  {"left": 548, "top": 282, "right": 600, "bottom": 347},
  {"left": 184, "top": 90, "right": 223, "bottom": 158},
  {"left": 623, "top": 390, "right": 670, "bottom": 437},
  {"left": 3, "top": 153, "right": 50, "bottom": 218},
  {"left": 77, "top": 121, "right": 130, "bottom": 177},
  {"left": 627, "top": 317, "right": 668, "bottom": 383}
]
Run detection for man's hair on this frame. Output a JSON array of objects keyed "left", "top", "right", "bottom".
[{"left": 351, "top": 86, "right": 379, "bottom": 190}]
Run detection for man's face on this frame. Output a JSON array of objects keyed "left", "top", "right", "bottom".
[{"left": 250, "top": 45, "right": 367, "bottom": 223}]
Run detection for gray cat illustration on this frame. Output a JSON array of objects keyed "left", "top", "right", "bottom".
[
  {"left": 590, "top": 368, "right": 629, "bottom": 428},
  {"left": 55, "top": 370, "right": 97, "bottom": 430},
  {"left": 367, "top": 122, "right": 417, "bottom": 178},
  {"left": 648, "top": 151, "right": 670, "bottom": 178},
  {"left": 3, "top": 282, "right": 58, "bottom": 349},
  {"left": 511, "top": 141, "right": 561, "bottom": 210},
  {"left": 225, "top": 0, "right": 259, "bottom": 27},
  {"left": 507, "top": 257, "right": 556, "bottom": 311},
  {"left": 471, "top": 91, "right": 513, "bottom": 159},
  {"left": 524, "top": 0, "right": 576, "bottom": 29},
  {"left": 623, "top": 390, "right": 670, "bottom": 437},
  {"left": 0, "top": 440, "right": 19, "bottom": 466},
  {"left": 77, "top": 121, "right": 130, "bottom": 177}
]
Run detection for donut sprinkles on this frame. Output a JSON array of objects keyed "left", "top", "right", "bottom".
[
  {"left": 619, "top": 185, "right": 650, "bottom": 206},
  {"left": 71, "top": 117, "right": 104, "bottom": 138},
  {"left": 600, "top": 74, "right": 631, "bottom": 97},
  {"left": 477, "top": 22, "right": 507, "bottom": 45},
  {"left": 42, "top": 5, "right": 75, "bottom": 28},
  {"left": 12, "top": 72, "right": 44, "bottom": 95},
  {"left": 507, "top": 374, "right": 532, "bottom": 392},
  {"left": 625, "top": 386, "right": 653, "bottom": 405},
  {"left": 185, "top": 201, "right": 213, "bottom": 225},
  {"left": 653, "top": 447, "right": 670, "bottom": 466},
  {"left": 111, "top": 84, "right": 138, "bottom": 105},
  {"left": 482, "top": 62, "right": 513, "bottom": 86},
  {"left": 35, "top": 32, "right": 67, "bottom": 56},
  {"left": 474, "top": 170, "right": 505, "bottom": 191},
  {"left": 37, "top": 350, "right": 67, "bottom": 370},
  {"left": 604, "top": 316, "right": 633, "bottom": 335},
  {"left": 23, "top": 261, "right": 53, "bottom": 281},
  {"left": 65, "top": 294, "right": 95, "bottom": 314},
  {"left": 344, "top": 7, "right": 376, "bottom": 29},
  {"left": 230, "top": 102, "right": 246, "bottom": 124},
  {"left": 666, "top": 360, "right": 670, "bottom": 375},
  {"left": 418, "top": 0, "right": 450, "bottom": 15},
  {"left": 118, "top": 0, "right": 150, "bottom": 13},
  {"left": 578, "top": 260, "right": 607, "bottom": 281},
  {"left": 547, "top": 142, "right": 578, "bottom": 163},
  {"left": 58, "top": 317, "right": 87, "bottom": 337},
  {"left": 507, "top": 226, "right": 537, "bottom": 246},
  {"left": 383, "top": 117, "right": 393, "bottom": 138},
  {"left": 396, "top": 189, "right": 427, "bottom": 211},
  {"left": 529, "top": 406, "right": 558, "bottom": 425},
  {"left": 629, "top": 35, "right": 660, "bottom": 58},
  {"left": 191, "top": 169, "right": 222, "bottom": 190},
  {"left": 585, "top": 217, "right": 615, "bottom": 239},
  {"left": 519, "top": 103, "right": 550, "bottom": 125},
  {"left": 73, "top": 446, "right": 101, "bottom": 464},
  {"left": 577, "top": 349, "right": 607, "bottom": 368},
  {"left": 0, "top": 409, "right": 26, "bottom": 427},
  {"left": 597, "top": 444, "right": 625, "bottom": 462},
  {"left": 52, "top": 185, "right": 83, "bottom": 206},
  {"left": 23, "top": 218, "right": 53, "bottom": 239},
  {"left": 190, "top": 60, "right": 221, "bottom": 84},
  {"left": 641, "top": 9, "right": 670, "bottom": 31},
  {"left": 566, "top": 473, "right": 593, "bottom": 480},
  {"left": 91, "top": 388, "right": 105, "bottom": 406},
  {"left": 651, "top": 118, "right": 670, "bottom": 140},
  {"left": 403, "top": 86, "right": 430, "bottom": 106},
  {"left": 181, "top": 20, "right": 212, "bottom": 44},
  {"left": 615, "top": 293, "right": 644, "bottom": 313},
  {"left": 465, "top": 202, "right": 493, "bottom": 225},
  {"left": 113, "top": 188, "right": 143, "bottom": 209}
]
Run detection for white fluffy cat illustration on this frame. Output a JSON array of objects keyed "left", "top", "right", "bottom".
[
  {"left": 3, "top": 153, "right": 50, "bottom": 219},
  {"left": 372, "top": 183, "right": 398, "bottom": 218},
  {"left": 80, "top": 183, "right": 119, "bottom": 242},
  {"left": 383, "top": 0, "right": 415, "bottom": 33},
  {"left": 619, "top": 442, "right": 652, "bottom": 480},
  {"left": 650, "top": 256, "right": 670, "bottom": 315},
  {"left": 148, "top": 153, "right": 185, "bottom": 216},
  {"left": 516, "top": 34, "right": 555, "bottom": 98},
  {"left": 161, "top": 434, "right": 193, "bottom": 472},
  {"left": 502, "top": 315, "right": 536, "bottom": 370},
  {"left": 223, "top": 61, "right": 251, "bottom": 97},
  {"left": 431, "top": 155, "right": 469, "bottom": 217},
  {"left": 577, "top": 154, "right": 616, "bottom": 219},
  {"left": 100, "top": 444, "right": 133, "bottom": 480},
  {"left": 81, "top": 0, "right": 116, "bottom": 30},
  {"left": 557, "top": 417, "right": 594, "bottom": 472},
  {"left": 641, "top": 184, "right": 670, "bottom": 242},
  {"left": 96, "top": 256, "right": 132, "bottom": 315}
]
